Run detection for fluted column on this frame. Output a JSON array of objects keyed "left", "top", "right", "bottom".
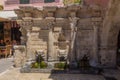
[
  {"left": 69, "top": 18, "right": 78, "bottom": 62},
  {"left": 48, "top": 29, "right": 54, "bottom": 61},
  {"left": 93, "top": 25, "right": 99, "bottom": 63},
  {"left": 26, "top": 30, "right": 34, "bottom": 60}
]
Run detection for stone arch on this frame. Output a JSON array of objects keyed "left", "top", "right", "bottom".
[
  {"left": 102, "top": 23, "right": 120, "bottom": 66},
  {"left": 107, "top": 24, "right": 120, "bottom": 48},
  {"left": 100, "top": 23, "right": 119, "bottom": 66},
  {"left": 100, "top": 0, "right": 120, "bottom": 67},
  {"left": 106, "top": 23, "right": 120, "bottom": 65}
]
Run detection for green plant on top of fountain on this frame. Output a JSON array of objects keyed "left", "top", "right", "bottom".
[
  {"left": 31, "top": 62, "right": 40, "bottom": 68},
  {"left": 40, "top": 61, "right": 47, "bottom": 68},
  {"left": 31, "top": 61, "right": 47, "bottom": 68},
  {"left": 54, "top": 62, "right": 66, "bottom": 69}
]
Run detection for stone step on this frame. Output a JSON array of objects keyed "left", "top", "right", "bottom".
[
  {"left": 29, "top": 43, "right": 47, "bottom": 45},
  {"left": 30, "top": 46, "right": 47, "bottom": 49},
  {"left": 30, "top": 39, "right": 44, "bottom": 41},
  {"left": 29, "top": 41, "right": 46, "bottom": 43},
  {"left": 29, "top": 43, "right": 46, "bottom": 45},
  {"left": 29, "top": 37, "right": 42, "bottom": 40},
  {"left": 29, "top": 40, "right": 46, "bottom": 43},
  {"left": 30, "top": 38, "right": 47, "bottom": 41},
  {"left": 40, "top": 79, "right": 53, "bottom": 80}
]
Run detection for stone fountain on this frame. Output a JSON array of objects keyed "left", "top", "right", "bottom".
[{"left": 13, "top": 3, "right": 117, "bottom": 73}]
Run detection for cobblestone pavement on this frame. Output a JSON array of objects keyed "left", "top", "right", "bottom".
[
  {"left": 0, "top": 58, "right": 13, "bottom": 73},
  {"left": 0, "top": 68, "right": 106, "bottom": 80}
]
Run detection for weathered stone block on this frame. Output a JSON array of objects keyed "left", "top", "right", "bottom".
[
  {"left": 55, "top": 7, "right": 68, "bottom": 18},
  {"left": 47, "top": 12, "right": 54, "bottom": 17},
  {"left": 19, "top": 6, "right": 34, "bottom": 11},
  {"left": 22, "top": 17, "right": 32, "bottom": 21},
  {"left": 43, "top": 6, "right": 57, "bottom": 12},
  {"left": 32, "top": 27, "right": 40, "bottom": 31},
  {"left": 91, "top": 17, "right": 102, "bottom": 22},
  {"left": 69, "top": 12, "right": 76, "bottom": 17},
  {"left": 67, "top": 4, "right": 80, "bottom": 11}
]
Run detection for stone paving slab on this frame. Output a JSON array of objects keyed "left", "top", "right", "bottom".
[
  {"left": 102, "top": 69, "right": 120, "bottom": 80},
  {"left": 0, "top": 68, "right": 106, "bottom": 80},
  {"left": 0, "top": 58, "right": 14, "bottom": 73}
]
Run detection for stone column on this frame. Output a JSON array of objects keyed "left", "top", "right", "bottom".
[
  {"left": 69, "top": 18, "right": 77, "bottom": 62},
  {"left": 26, "top": 30, "right": 33, "bottom": 60},
  {"left": 70, "top": 22, "right": 75, "bottom": 61},
  {"left": 48, "top": 29, "right": 54, "bottom": 61},
  {"left": 93, "top": 25, "right": 99, "bottom": 63}
]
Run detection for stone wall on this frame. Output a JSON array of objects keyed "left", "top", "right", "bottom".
[
  {"left": 15, "top": 4, "right": 117, "bottom": 67},
  {"left": 100, "top": 0, "right": 120, "bottom": 67}
]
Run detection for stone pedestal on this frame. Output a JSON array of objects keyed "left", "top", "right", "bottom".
[
  {"left": 93, "top": 26, "right": 98, "bottom": 63},
  {"left": 14, "top": 45, "right": 26, "bottom": 67},
  {"left": 48, "top": 29, "right": 54, "bottom": 61}
]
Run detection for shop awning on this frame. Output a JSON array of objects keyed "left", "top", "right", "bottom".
[{"left": 0, "top": 11, "right": 17, "bottom": 20}]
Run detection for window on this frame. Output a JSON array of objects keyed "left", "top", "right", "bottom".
[
  {"left": 20, "top": 0, "right": 30, "bottom": 4},
  {"left": 44, "top": 0, "right": 55, "bottom": 3}
]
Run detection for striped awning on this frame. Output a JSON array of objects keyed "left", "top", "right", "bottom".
[
  {"left": 0, "top": 11, "right": 17, "bottom": 20},
  {"left": 0, "top": 11, "right": 20, "bottom": 27}
]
